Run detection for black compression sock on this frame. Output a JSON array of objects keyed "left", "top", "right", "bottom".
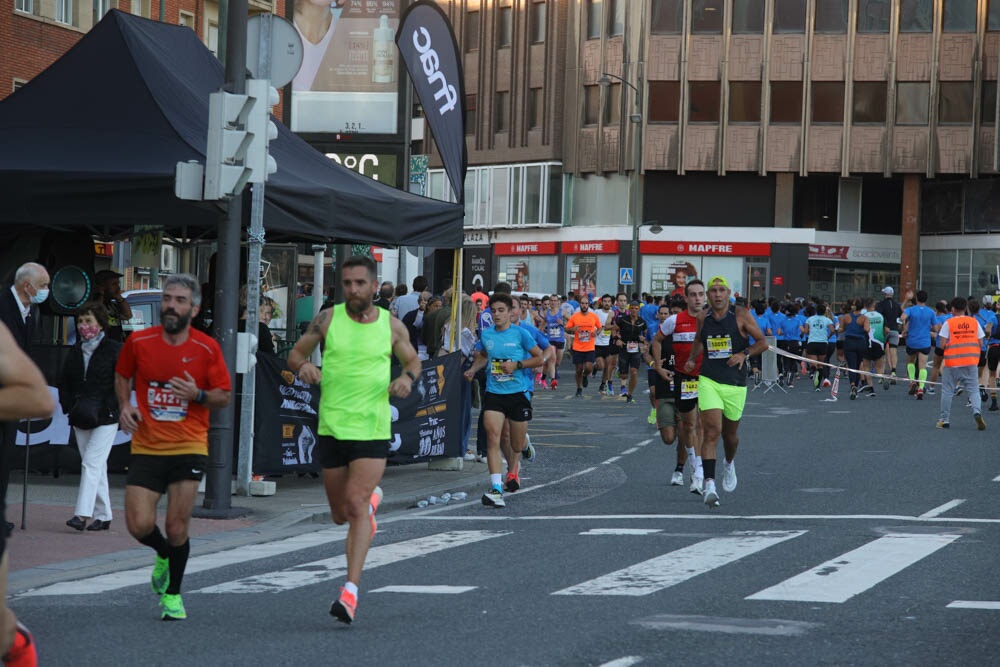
[
  {"left": 702, "top": 459, "right": 717, "bottom": 480},
  {"left": 674, "top": 464, "right": 684, "bottom": 473},
  {"left": 138, "top": 525, "right": 170, "bottom": 559},
  {"left": 165, "top": 540, "right": 190, "bottom": 595}
]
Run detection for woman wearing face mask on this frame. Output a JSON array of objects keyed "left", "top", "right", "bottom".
[{"left": 58, "top": 302, "right": 122, "bottom": 532}]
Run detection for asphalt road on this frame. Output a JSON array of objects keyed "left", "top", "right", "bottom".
[{"left": 12, "top": 370, "right": 1000, "bottom": 666}]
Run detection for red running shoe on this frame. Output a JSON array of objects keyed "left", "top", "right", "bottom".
[
  {"left": 550, "top": 379, "right": 558, "bottom": 390},
  {"left": 3, "top": 622, "right": 37, "bottom": 667},
  {"left": 369, "top": 486, "right": 383, "bottom": 540},
  {"left": 330, "top": 587, "right": 357, "bottom": 625},
  {"left": 504, "top": 471, "right": 520, "bottom": 492}
]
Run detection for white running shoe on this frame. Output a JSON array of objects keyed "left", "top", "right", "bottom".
[
  {"left": 670, "top": 471, "right": 684, "bottom": 486},
  {"left": 690, "top": 475, "right": 704, "bottom": 496},
  {"left": 722, "top": 461, "right": 738, "bottom": 493},
  {"left": 703, "top": 480, "right": 720, "bottom": 508}
]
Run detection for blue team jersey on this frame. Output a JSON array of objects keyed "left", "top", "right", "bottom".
[
  {"left": 764, "top": 310, "right": 783, "bottom": 337},
  {"left": 975, "top": 311, "right": 997, "bottom": 350},
  {"left": 544, "top": 311, "right": 566, "bottom": 342},
  {"left": 518, "top": 321, "right": 549, "bottom": 388},
  {"left": 933, "top": 313, "right": 951, "bottom": 348},
  {"left": 475, "top": 325, "right": 537, "bottom": 395},
  {"left": 778, "top": 314, "right": 803, "bottom": 341},
  {"left": 639, "top": 304, "right": 660, "bottom": 337},
  {"left": 904, "top": 305, "right": 935, "bottom": 349}
]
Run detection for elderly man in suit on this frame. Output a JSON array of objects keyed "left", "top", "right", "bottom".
[{"left": 0, "top": 262, "right": 50, "bottom": 536}]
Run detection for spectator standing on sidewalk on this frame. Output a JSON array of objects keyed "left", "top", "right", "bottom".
[
  {"left": 59, "top": 302, "right": 122, "bottom": 532},
  {"left": 936, "top": 296, "right": 987, "bottom": 431},
  {"left": 115, "top": 274, "right": 232, "bottom": 622},
  {"left": 92, "top": 270, "right": 133, "bottom": 342},
  {"left": 288, "top": 256, "right": 421, "bottom": 625}
]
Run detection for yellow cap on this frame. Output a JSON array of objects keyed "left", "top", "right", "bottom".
[{"left": 706, "top": 275, "right": 730, "bottom": 290}]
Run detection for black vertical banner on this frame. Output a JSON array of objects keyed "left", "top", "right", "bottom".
[
  {"left": 253, "top": 352, "right": 464, "bottom": 473},
  {"left": 396, "top": 0, "right": 467, "bottom": 203}
]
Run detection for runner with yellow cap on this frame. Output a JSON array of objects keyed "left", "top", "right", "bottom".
[{"left": 683, "top": 275, "right": 768, "bottom": 508}]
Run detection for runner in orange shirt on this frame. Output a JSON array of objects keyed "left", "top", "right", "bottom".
[{"left": 565, "top": 296, "right": 602, "bottom": 398}]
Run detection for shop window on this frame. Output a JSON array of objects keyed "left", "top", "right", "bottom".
[
  {"left": 770, "top": 82, "right": 803, "bottom": 123},
  {"left": 899, "top": 0, "right": 933, "bottom": 32},
  {"left": 990, "top": 0, "right": 1000, "bottom": 31},
  {"left": 651, "top": 0, "right": 683, "bottom": 34},
  {"left": 587, "top": 0, "right": 602, "bottom": 39},
  {"left": 498, "top": 7, "right": 512, "bottom": 47},
  {"left": 691, "top": 0, "right": 723, "bottom": 34},
  {"left": 920, "top": 250, "right": 960, "bottom": 301},
  {"left": 944, "top": 0, "right": 977, "bottom": 32},
  {"left": 648, "top": 81, "right": 680, "bottom": 123},
  {"left": 584, "top": 85, "right": 600, "bottom": 125},
  {"left": 531, "top": 2, "right": 546, "bottom": 43},
  {"left": 528, "top": 88, "right": 543, "bottom": 130},
  {"left": 857, "top": 0, "right": 890, "bottom": 33},
  {"left": 794, "top": 175, "right": 838, "bottom": 231},
  {"left": 815, "top": 0, "right": 847, "bottom": 33},
  {"left": 465, "top": 11, "right": 480, "bottom": 51},
  {"left": 860, "top": 176, "right": 903, "bottom": 235},
  {"left": 812, "top": 82, "right": 844, "bottom": 123},
  {"left": 607, "top": 0, "right": 624, "bottom": 36},
  {"left": 495, "top": 91, "right": 510, "bottom": 132},
  {"left": 853, "top": 82, "right": 887, "bottom": 123},
  {"left": 939, "top": 82, "right": 974, "bottom": 124},
  {"left": 773, "top": 0, "right": 806, "bottom": 33},
  {"left": 732, "top": 0, "right": 764, "bottom": 33},
  {"left": 465, "top": 94, "right": 477, "bottom": 135},
  {"left": 982, "top": 82, "right": 997, "bottom": 125},
  {"left": 689, "top": 81, "right": 721, "bottom": 122},
  {"left": 895, "top": 82, "right": 929, "bottom": 124},
  {"left": 729, "top": 82, "right": 761, "bottom": 122}
]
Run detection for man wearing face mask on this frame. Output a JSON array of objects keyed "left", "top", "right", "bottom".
[{"left": 0, "top": 261, "right": 50, "bottom": 537}]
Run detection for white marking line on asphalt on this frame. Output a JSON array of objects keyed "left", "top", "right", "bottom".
[
  {"left": 598, "top": 657, "right": 643, "bottom": 667},
  {"left": 747, "top": 532, "right": 961, "bottom": 603},
  {"left": 636, "top": 438, "right": 655, "bottom": 447},
  {"left": 581, "top": 528, "right": 663, "bottom": 536},
  {"left": 18, "top": 527, "right": 349, "bottom": 597},
  {"left": 371, "top": 585, "right": 476, "bottom": 594},
  {"left": 195, "top": 531, "right": 509, "bottom": 594},
  {"left": 634, "top": 614, "right": 820, "bottom": 637},
  {"left": 992, "top": 474, "right": 1000, "bottom": 482},
  {"left": 603, "top": 456, "right": 622, "bottom": 464},
  {"left": 947, "top": 600, "right": 1000, "bottom": 610},
  {"left": 620, "top": 447, "right": 639, "bottom": 455},
  {"left": 554, "top": 531, "right": 805, "bottom": 596},
  {"left": 405, "top": 513, "right": 1000, "bottom": 525},
  {"left": 919, "top": 499, "right": 966, "bottom": 518}
]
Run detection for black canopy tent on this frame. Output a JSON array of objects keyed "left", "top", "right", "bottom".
[{"left": 0, "top": 10, "right": 463, "bottom": 247}]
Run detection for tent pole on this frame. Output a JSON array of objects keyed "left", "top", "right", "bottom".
[{"left": 448, "top": 248, "right": 461, "bottom": 352}]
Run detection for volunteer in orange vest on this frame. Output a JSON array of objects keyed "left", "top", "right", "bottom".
[
  {"left": 936, "top": 296, "right": 987, "bottom": 431},
  {"left": 565, "top": 295, "right": 602, "bottom": 398}
]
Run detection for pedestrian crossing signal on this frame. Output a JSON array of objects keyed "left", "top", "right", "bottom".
[{"left": 620, "top": 268, "right": 633, "bottom": 285}]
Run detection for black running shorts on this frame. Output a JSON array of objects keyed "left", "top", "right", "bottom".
[
  {"left": 595, "top": 345, "right": 613, "bottom": 359},
  {"left": 482, "top": 391, "right": 533, "bottom": 422},
  {"left": 617, "top": 351, "right": 642, "bottom": 373},
  {"left": 805, "top": 342, "right": 827, "bottom": 356},
  {"left": 906, "top": 346, "right": 931, "bottom": 356},
  {"left": 572, "top": 350, "right": 596, "bottom": 365},
  {"left": 317, "top": 436, "right": 389, "bottom": 469},
  {"left": 988, "top": 345, "right": 1000, "bottom": 371},
  {"left": 127, "top": 454, "right": 208, "bottom": 494}
]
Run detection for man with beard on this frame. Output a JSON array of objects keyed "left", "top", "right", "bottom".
[
  {"left": 289, "top": 256, "right": 421, "bottom": 625},
  {"left": 115, "top": 274, "right": 232, "bottom": 621}
]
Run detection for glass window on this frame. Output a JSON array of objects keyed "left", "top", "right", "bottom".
[
  {"left": 478, "top": 169, "right": 490, "bottom": 226},
  {"left": 770, "top": 82, "right": 803, "bottom": 122},
  {"left": 179, "top": 11, "right": 195, "bottom": 29},
  {"left": 55, "top": 0, "right": 72, "bottom": 24},
  {"left": 648, "top": 81, "right": 681, "bottom": 122},
  {"left": 729, "top": 81, "right": 761, "bottom": 122},
  {"left": 857, "top": 0, "right": 890, "bottom": 33},
  {"left": 939, "top": 82, "right": 974, "bottom": 123},
  {"left": 691, "top": 0, "right": 723, "bottom": 33},
  {"left": 492, "top": 168, "right": 510, "bottom": 226},
  {"left": 511, "top": 167, "right": 522, "bottom": 222},
  {"left": 123, "top": 303, "right": 152, "bottom": 334},
  {"left": 584, "top": 85, "right": 601, "bottom": 125},
  {"left": 651, "top": 0, "right": 683, "bottom": 34},
  {"left": 944, "top": 0, "right": 977, "bottom": 32},
  {"left": 774, "top": 0, "right": 806, "bottom": 33},
  {"left": 853, "top": 81, "right": 887, "bottom": 123},
  {"left": 899, "top": 0, "right": 933, "bottom": 32},
  {"left": 990, "top": 0, "right": 1000, "bottom": 31},
  {"left": 531, "top": 2, "right": 546, "bottom": 43},
  {"left": 498, "top": 7, "right": 512, "bottom": 47},
  {"left": 812, "top": 82, "right": 844, "bottom": 123},
  {"left": 604, "top": 83, "right": 622, "bottom": 124},
  {"left": 814, "top": 0, "right": 847, "bottom": 32},
  {"left": 207, "top": 21, "right": 219, "bottom": 56},
  {"left": 983, "top": 81, "right": 997, "bottom": 125},
  {"left": 528, "top": 89, "right": 543, "bottom": 129},
  {"left": 919, "top": 251, "right": 958, "bottom": 302},
  {"left": 15, "top": 0, "right": 33, "bottom": 13},
  {"left": 920, "top": 183, "right": 963, "bottom": 233},
  {"left": 607, "top": 0, "right": 624, "bottom": 35},
  {"left": 465, "top": 94, "right": 477, "bottom": 135},
  {"left": 525, "top": 165, "right": 543, "bottom": 225},
  {"left": 895, "top": 82, "right": 929, "bottom": 124},
  {"left": 794, "top": 175, "right": 839, "bottom": 231},
  {"left": 464, "top": 173, "right": 475, "bottom": 222},
  {"left": 465, "top": 11, "right": 480, "bottom": 52},
  {"left": 689, "top": 82, "right": 721, "bottom": 122},
  {"left": 495, "top": 91, "right": 510, "bottom": 132},
  {"left": 587, "top": 0, "right": 603, "bottom": 39},
  {"left": 548, "top": 165, "right": 563, "bottom": 225},
  {"left": 732, "top": 0, "right": 764, "bottom": 33},
  {"left": 964, "top": 179, "right": 1000, "bottom": 232}
]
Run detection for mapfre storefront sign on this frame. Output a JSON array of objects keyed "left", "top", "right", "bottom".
[
  {"left": 640, "top": 241, "right": 771, "bottom": 256},
  {"left": 809, "top": 244, "right": 900, "bottom": 263}
]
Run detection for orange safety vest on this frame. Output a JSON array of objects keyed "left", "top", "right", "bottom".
[{"left": 943, "top": 316, "right": 981, "bottom": 367}]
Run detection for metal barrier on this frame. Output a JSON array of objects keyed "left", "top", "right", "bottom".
[{"left": 758, "top": 336, "right": 786, "bottom": 394}]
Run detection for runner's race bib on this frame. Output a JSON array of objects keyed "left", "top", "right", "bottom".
[
  {"left": 626, "top": 341, "right": 639, "bottom": 353},
  {"left": 548, "top": 326, "right": 562, "bottom": 338},
  {"left": 490, "top": 359, "right": 515, "bottom": 383},
  {"left": 707, "top": 335, "right": 733, "bottom": 360},
  {"left": 577, "top": 330, "right": 592, "bottom": 342},
  {"left": 148, "top": 381, "right": 188, "bottom": 421},
  {"left": 681, "top": 379, "right": 698, "bottom": 401}
]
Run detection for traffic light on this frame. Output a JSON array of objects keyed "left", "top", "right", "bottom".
[
  {"left": 204, "top": 90, "right": 255, "bottom": 200},
  {"left": 246, "top": 79, "right": 279, "bottom": 184}
]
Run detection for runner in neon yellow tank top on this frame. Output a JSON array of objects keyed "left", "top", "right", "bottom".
[{"left": 289, "top": 256, "right": 421, "bottom": 626}]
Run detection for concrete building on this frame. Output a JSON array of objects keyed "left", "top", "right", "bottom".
[{"left": 428, "top": 0, "right": 1000, "bottom": 306}]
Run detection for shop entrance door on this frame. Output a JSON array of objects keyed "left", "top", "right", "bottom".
[{"left": 747, "top": 263, "right": 769, "bottom": 303}]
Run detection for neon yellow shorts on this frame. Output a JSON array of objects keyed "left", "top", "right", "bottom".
[{"left": 697, "top": 375, "right": 748, "bottom": 421}]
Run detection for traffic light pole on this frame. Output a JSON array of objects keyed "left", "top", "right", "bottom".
[{"left": 200, "top": 0, "right": 248, "bottom": 517}]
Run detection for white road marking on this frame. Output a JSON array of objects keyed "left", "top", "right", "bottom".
[
  {"left": 371, "top": 585, "right": 476, "bottom": 594},
  {"left": 403, "top": 513, "right": 1000, "bottom": 525},
  {"left": 747, "top": 532, "right": 961, "bottom": 603},
  {"left": 19, "top": 527, "right": 349, "bottom": 597},
  {"left": 602, "top": 456, "right": 622, "bottom": 464},
  {"left": 620, "top": 447, "right": 639, "bottom": 455},
  {"left": 554, "top": 531, "right": 805, "bottom": 596},
  {"left": 195, "top": 531, "right": 509, "bottom": 594},
  {"left": 946, "top": 600, "right": 1000, "bottom": 610},
  {"left": 634, "top": 614, "right": 820, "bottom": 636},
  {"left": 581, "top": 528, "right": 663, "bottom": 536},
  {"left": 992, "top": 474, "right": 1000, "bottom": 482},
  {"left": 919, "top": 499, "right": 966, "bottom": 518},
  {"left": 598, "top": 657, "right": 643, "bottom": 667},
  {"left": 636, "top": 438, "right": 655, "bottom": 447}
]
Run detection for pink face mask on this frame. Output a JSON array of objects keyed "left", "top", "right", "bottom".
[{"left": 78, "top": 324, "right": 101, "bottom": 341}]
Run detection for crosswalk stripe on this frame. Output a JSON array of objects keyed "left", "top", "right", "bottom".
[
  {"left": 371, "top": 585, "right": 476, "bottom": 594},
  {"left": 553, "top": 531, "right": 805, "bottom": 597},
  {"left": 580, "top": 529, "right": 663, "bottom": 536},
  {"left": 946, "top": 600, "right": 1000, "bottom": 610},
  {"left": 195, "top": 530, "right": 509, "bottom": 594},
  {"left": 746, "top": 532, "right": 961, "bottom": 603}
]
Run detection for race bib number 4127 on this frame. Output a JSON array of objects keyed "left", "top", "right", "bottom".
[{"left": 148, "top": 381, "right": 188, "bottom": 421}]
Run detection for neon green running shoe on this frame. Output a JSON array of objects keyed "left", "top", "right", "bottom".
[
  {"left": 151, "top": 555, "right": 170, "bottom": 596},
  {"left": 647, "top": 408, "right": 656, "bottom": 425},
  {"left": 160, "top": 593, "right": 186, "bottom": 621}
]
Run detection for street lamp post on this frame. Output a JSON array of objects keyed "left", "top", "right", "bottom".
[{"left": 600, "top": 71, "right": 643, "bottom": 296}]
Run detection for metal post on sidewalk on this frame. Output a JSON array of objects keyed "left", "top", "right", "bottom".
[{"left": 20, "top": 419, "right": 29, "bottom": 529}]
